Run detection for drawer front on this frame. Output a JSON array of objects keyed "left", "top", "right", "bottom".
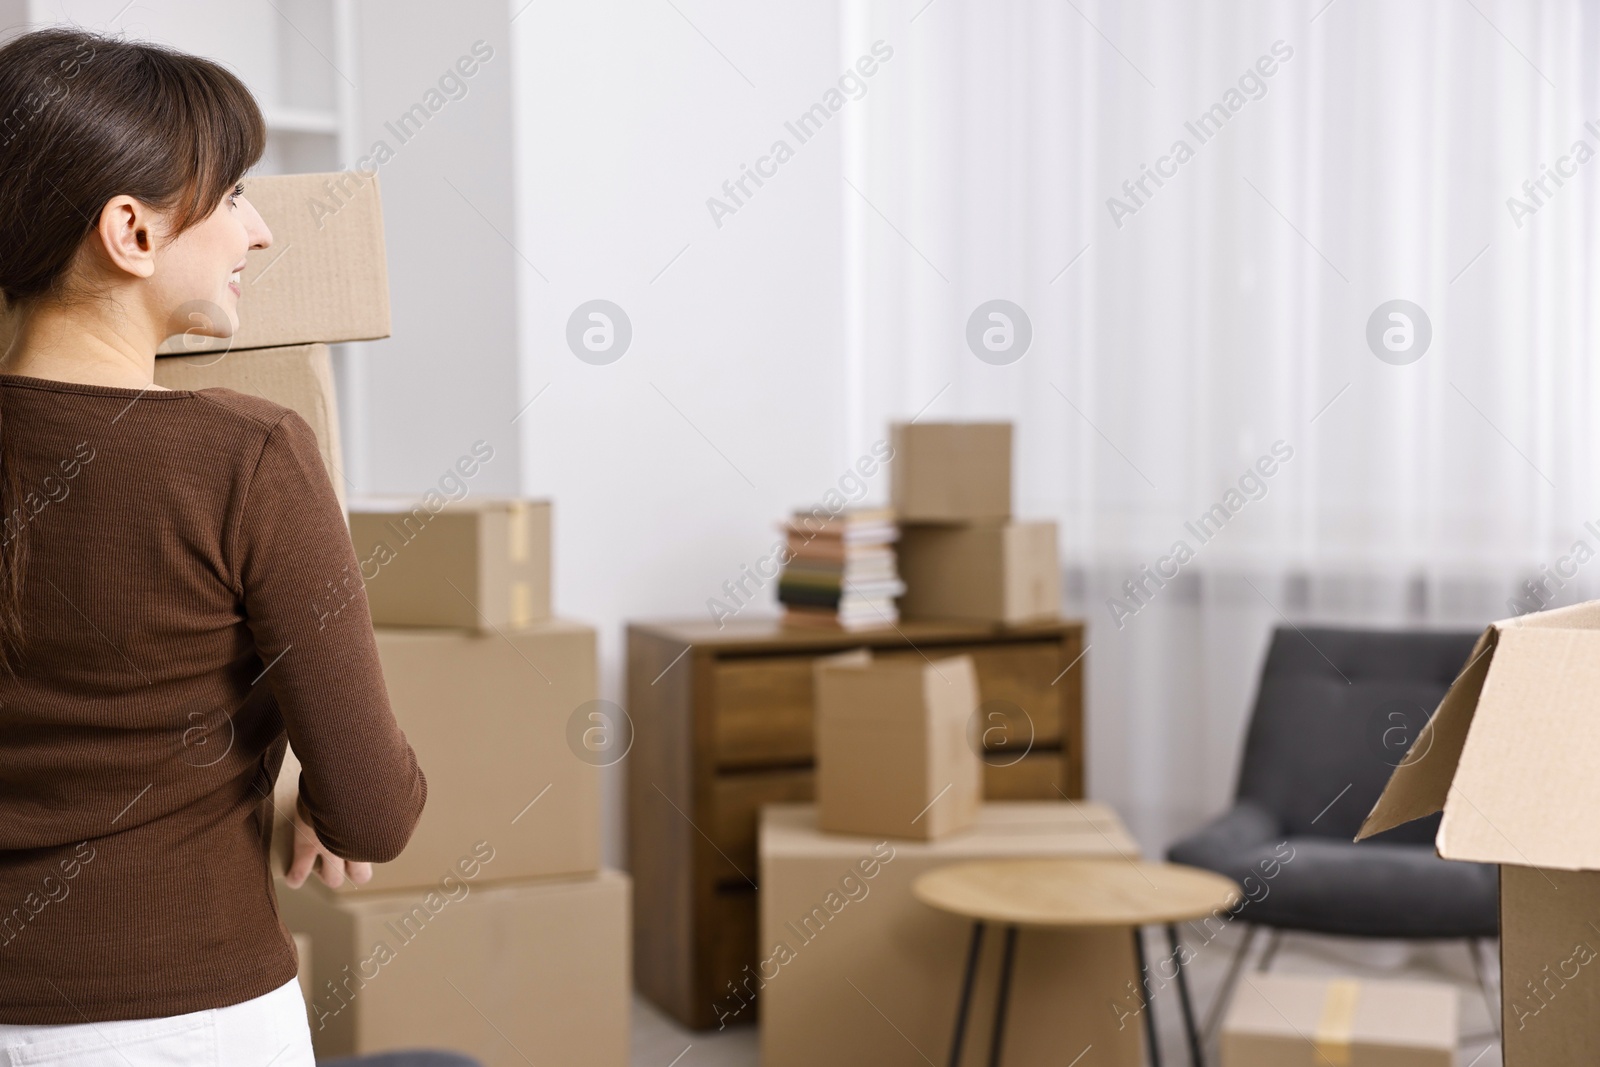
[
  {"left": 710, "top": 769, "right": 815, "bottom": 885},
  {"left": 712, "top": 657, "right": 815, "bottom": 768},
  {"left": 712, "top": 640, "right": 1067, "bottom": 770},
  {"left": 982, "top": 747, "right": 1067, "bottom": 799}
]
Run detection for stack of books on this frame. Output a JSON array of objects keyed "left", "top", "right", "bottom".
[{"left": 778, "top": 508, "right": 904, "bottom": 630}]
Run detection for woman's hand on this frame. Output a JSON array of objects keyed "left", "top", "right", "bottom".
[{"left": 283, "top": 794, "right": 373, "bottom": 889}]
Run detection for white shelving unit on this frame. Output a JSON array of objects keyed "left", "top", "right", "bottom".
[{"left": 255, "top": 0, "right": 352, "bottom": 178}]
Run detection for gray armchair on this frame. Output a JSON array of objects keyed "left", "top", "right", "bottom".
[{"left": 1167, "top": 625, "right": 1498, "bottom": 1037}]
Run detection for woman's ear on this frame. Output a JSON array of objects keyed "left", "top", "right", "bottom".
[{"left": 94, "top": 195, "right": 158, "bottom": 279}]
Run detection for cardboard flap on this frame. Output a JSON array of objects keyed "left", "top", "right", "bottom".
[
  {"left": 1356, "top": 626, "right": 1497, "bottom": 841},
  {"left": 1436, "top": 627, "right": 1600, "bottom": 869},
  {"left": 1500, "top": 598, "right": 1600, "bottom": 631},
  {"left": 814, "top": 650, "right": 971, "bottom": 726}
]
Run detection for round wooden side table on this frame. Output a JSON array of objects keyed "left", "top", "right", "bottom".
[{"left": 913, "top": 858, "right": 1241, "bottom": 1067}]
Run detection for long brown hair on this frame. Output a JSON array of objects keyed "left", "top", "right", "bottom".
[{"left": 0, "top": 28, "right": 266, "bottom": 667}]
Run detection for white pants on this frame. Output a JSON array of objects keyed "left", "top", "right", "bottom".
[{"left": 0, "top": 978, "right": 314, "bottom": 1066}]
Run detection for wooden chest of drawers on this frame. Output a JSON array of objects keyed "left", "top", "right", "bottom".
[{"left": 626, "top": 617, "right": 1086, "bottom": 1029}]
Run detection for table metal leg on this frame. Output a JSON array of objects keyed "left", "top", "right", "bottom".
[
  {"left": 988, "top": 925, "right": 1019, "bottom": 1067},
  {"left": 1202, "top": 923, "right": 1258, "bottom": 1043},
  {"left": 1168, "top": 924, "right": 1204, "bottom": 1067},
  {"left": 947, "top": 922, "right": 987, "bottom": 1067},
  {"left": 1132, "top": 927, "right": 1162, "bottom": 1067}
]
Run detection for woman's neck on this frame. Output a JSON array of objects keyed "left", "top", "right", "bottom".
[{"left": 3, "top": 298, "right": 165, "bottom": 389}]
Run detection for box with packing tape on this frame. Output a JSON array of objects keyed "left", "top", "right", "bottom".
[
  {"left": 349, "top": 498, "right": 550, "bottom": 630},
  {"left": 1358, "top": 598, "right": 1600, "bottom": 1064},
  {"left": 1221, "top": 974, "right": 1456, "bottom": 1067},
  {"left": 813, "top": 649, "right": 981, "bottom": 841},
  {"left": 1, "top": 171, "right": 390, "bottom": 356}
]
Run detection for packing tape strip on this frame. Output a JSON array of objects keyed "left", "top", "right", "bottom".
[
  {"left": 510, "top": 581, "right": 533, "bottom": 628},
  {"left": 507, "top": 502, "right": 530, "bottom": 564},
  {"left": 1312, "top": 978, "right": 1362, "bottom": 1067}
]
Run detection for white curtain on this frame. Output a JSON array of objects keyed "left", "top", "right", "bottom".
[{"left": 842, "top": 0, "right": 1600, "bottom": 853}]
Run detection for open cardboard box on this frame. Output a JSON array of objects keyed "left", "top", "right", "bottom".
[
  {"left": 1358, "top": 600, "right": 1600, "bottom": 1063},
  {"left": 813, "top": 649, "right": 982, "bottom": 840}
]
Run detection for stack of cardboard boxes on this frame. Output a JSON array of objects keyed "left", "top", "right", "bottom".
[
  {"left": 152, "top": 171, "right": 392, "bottom": 512},
  {"left": 7, "top": 171, "right": 630, "bottom": 1067},
  {"left": 890, "top": 421, "right": 1061, "bottom": 624},
  {"left": 0, "top": 171, "right": 381, "bottom": 509},
  {"left": 755, "top": 431, "right": 1145, "bottom": 1063},
  {"left": 277, "top": 493, "right": 628, "bottom": 1066}
]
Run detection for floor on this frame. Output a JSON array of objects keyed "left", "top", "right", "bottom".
[{"left": 629, "top": 924, "right": 1501, "bottom": 1066}]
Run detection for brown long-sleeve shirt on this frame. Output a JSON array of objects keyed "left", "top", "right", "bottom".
[{"left": 0, "top": 373, "right": 426, "bottom": 1023}]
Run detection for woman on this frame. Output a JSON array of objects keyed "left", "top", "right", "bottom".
[{"left": 0, "top": 28, "right": 426, "bottom": 1064}]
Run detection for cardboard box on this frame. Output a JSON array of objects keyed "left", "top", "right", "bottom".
[
  {"left": 1221, "top": 974, "right": 1456, "bottom": 1066},
  {"left": 349, "top": 499, "right": 551, "bottom": 630},
  {"left": 0, "top": 172, "right": 391, "bottom": 356},
  {"left": 897, "top": 520, "right": 1060, "bottom": 623},
  {"left": 278, "top": 870, "right": 629, "bottom": 1067},
  {"left": 814, "top": 650, "right": 981, "bottom": 840},
  {"left": 164, "top": 170, "right": 389, "bottom": 353},
  {"left": 759, "top": 802, "right": 1145, "bottom": 1066},
  {"left": 274, "top": 620, "right": 600, "bottom": 893},
  {"left": 1358, "top": 599, "right": 1600, "bottom": 1064},
  {"left": 154, "top": 343, "right": 347, "bottom": 511},
  {"left": 890, "top": 422, "right": 1012, "bottom": 522}
]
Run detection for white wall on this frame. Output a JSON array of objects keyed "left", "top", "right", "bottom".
[
  {"left": 349, "top": 0, "right": 522, "bottom": 498},
  {"left": 511, "top": 1, "right": 854, "bottom": 866}
]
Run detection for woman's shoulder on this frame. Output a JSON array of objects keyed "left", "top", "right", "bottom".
[
  {"left": 187, "top": 388, "right": 328, "bottom": 490},
  {"left": 183, "top": 386, "right": 299, "bottom": 433},
  {"left": 183, "top": 388, "right": 328, "bottom": 481}
]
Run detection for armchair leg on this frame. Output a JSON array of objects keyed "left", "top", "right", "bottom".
[
  {"left": 1469, "top": 938, "right": 1501, "bottom": 1039},
  {"left": 1201, "top": 924, "right": 1259, "bottom": 1045},
  {"left": 1255, "top": 928, "right": 1284, "bottom": 973}
]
